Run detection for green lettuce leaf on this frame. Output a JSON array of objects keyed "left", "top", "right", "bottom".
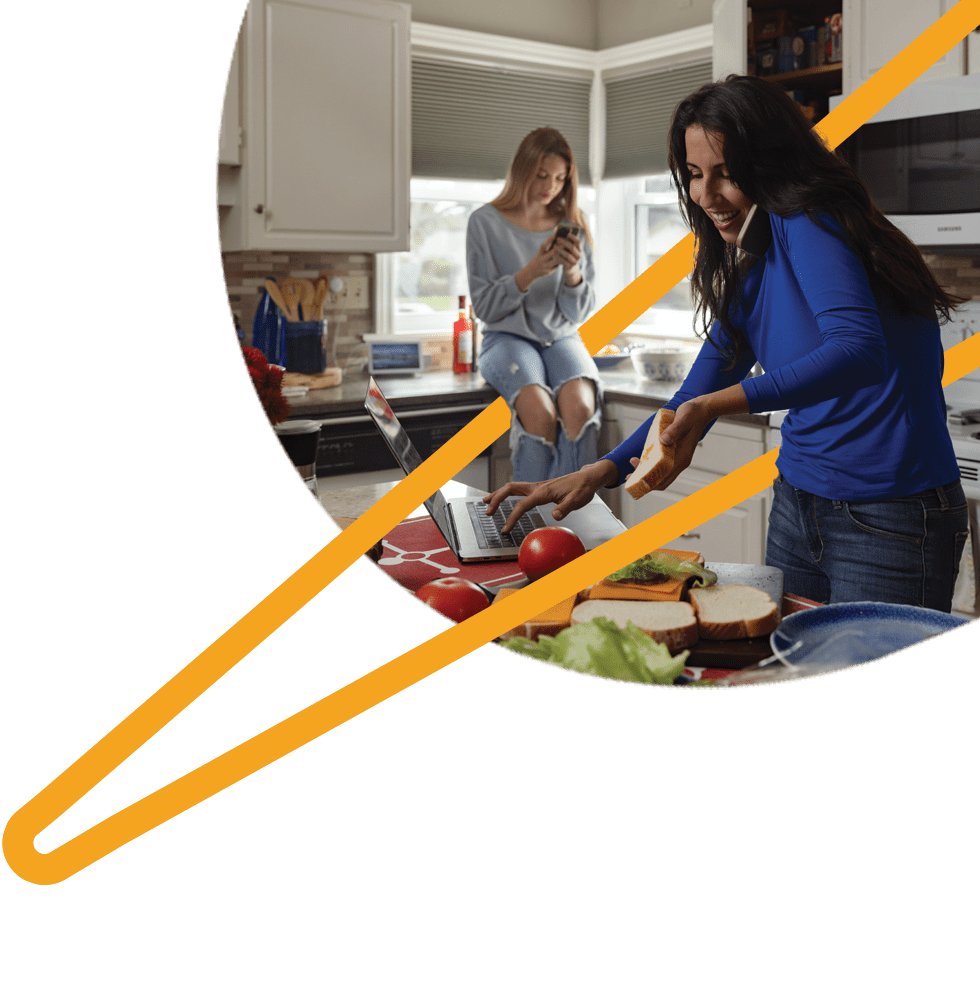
[
  {"left": 500, "top": 618, "right": 688, "bottom": 685},
  {"left": 606, "top": 551, "right": 718, "bottom": 589}
]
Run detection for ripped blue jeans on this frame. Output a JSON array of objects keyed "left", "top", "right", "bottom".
[{"left": 479, "top": 331, "right": 602, "bottom": 483}]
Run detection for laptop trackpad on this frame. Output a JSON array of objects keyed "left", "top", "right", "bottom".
[{"left": 538, "top": 495, "right": 625, "bottom": 549}]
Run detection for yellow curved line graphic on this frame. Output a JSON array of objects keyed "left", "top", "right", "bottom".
[{"left": 5, "top": 0, "right": 979, "bottom": 884}]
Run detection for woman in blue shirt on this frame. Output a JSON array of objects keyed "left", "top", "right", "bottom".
[
  {"left": 485, "top": 76, "right": 968, "bottom": 611},
  {"left": 466, "top": 127, "right": 600, "bottom": 482}
]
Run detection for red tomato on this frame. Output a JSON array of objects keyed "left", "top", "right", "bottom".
[
  {"left": 518, "top": 527, "right": 587, "bottom": 581},
  {"left": 415, "top": 577, "right": 490, "bottom": 622}
]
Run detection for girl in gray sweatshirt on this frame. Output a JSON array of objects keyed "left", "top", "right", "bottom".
[{"left": 466, "top": 127, "right": 600, "bottom": 482}]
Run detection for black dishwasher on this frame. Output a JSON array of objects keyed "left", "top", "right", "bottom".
[{"left": 310, "top": 403, "right": 492, "bottom": 478}]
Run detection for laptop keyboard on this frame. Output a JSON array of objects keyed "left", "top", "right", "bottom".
[{"left": 465, "top": 498, "right": 547, "bottom": 550}]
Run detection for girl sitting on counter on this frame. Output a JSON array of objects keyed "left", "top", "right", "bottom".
[
  {"left": 466, "top": 127, "right": 599, "bottom": 483},
  {"left": 484, "top": 75, "right": 967, "bottom": 612}
]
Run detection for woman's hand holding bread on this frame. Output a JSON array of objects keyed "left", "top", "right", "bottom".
[
  {"left": 652, "top": 399, "right": 713, "bottom": 491},
  {"left": 650, "top": 385, "right": 751, "bottom": 491}
]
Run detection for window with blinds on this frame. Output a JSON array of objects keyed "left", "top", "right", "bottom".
[
  {"left": 411, "top": 57, "right": 593, "bottom": 184},
  {"left": 604, "top": 60, "right": 712, "bottom": 179}
]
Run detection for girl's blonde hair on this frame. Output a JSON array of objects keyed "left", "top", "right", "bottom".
[{"left": 491, "top": 127, "right": 593, "bottom": 245}]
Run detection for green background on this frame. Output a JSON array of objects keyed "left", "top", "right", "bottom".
[{"left": 0, "top": 0, "right": 980, "bottom": 992}]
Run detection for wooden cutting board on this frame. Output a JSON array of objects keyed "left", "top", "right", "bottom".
[{"left": 684, "top": 634, "right": 775, "bottom": 669}]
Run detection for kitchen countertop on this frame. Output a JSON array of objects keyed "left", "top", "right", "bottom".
[
  {"left": 287, "top": 370, "right": 497, "bottom": 418},
  {"left": 319, "top": 478, "right": 480, "bottom": 521},
  {"left": 598, "top": 369, "right": 770, "bottom": 428},
  {"left": 288, "top": 367, "right": 770, "bottom": 428}
]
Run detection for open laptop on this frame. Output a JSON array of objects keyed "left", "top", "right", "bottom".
[{"left": 364, "top": 376, "right": 626, "bottom": 563}]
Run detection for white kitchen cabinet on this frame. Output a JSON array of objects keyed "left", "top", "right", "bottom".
[
  {"left": 712, "top": 0, "right": 750, "bottom": 80},
  {"left": 841, "top": 0, "right": 966, "bottom": 94},
  {"left": 219, "top": 33, "right": 242, "bottom": 166},
  {"left": 219, "top": 0, "right": 410, "bottom": 253},
  {"left": 605, "top": 400, "right": 770, "bottom": 565},
  {"left": 621, "top": 466, "right": 767, "bottom": 564}
]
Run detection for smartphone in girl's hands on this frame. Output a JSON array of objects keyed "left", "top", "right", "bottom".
[{"left": 550, "top": 224, "right": 580, "bottom": 249}]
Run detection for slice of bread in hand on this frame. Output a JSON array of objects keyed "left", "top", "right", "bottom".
[
  {"left": 688, "top": 584, "right": 780, "bottom": 641},
  {"left": 571, "top": 599, "right": 698, "bottom": 652},
  {"left": 625, "top": 408, "right": 675, "bottom": 499}
]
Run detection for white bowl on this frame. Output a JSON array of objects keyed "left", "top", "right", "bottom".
[{"left": 630, "top": 346, "right": 699, "bottom": 383}]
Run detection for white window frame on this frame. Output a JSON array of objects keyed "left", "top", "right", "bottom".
[{"left": 374, "top": 21, "right": 713, "bottom": 339}]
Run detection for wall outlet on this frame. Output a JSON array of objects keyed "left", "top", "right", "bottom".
[
  {"left": 321, "top": 272, "right": 348, "bottom": 310},
  {"left": 346, "top": 275, "right": 369, "bottom": 310}
]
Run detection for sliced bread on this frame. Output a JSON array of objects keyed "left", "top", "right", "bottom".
[
  {"left": 571, "top": 599, "right": 698, "bottom": 652},
  {"left": 688, "top": 584, "right": 780, "bottom": 641},
  {"left": 624, "top": 408, "right": 675, "bottom": 499}
]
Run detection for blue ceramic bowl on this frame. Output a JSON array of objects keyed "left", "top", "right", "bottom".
[
  {"left": 593, "top": 354, "right": 628, "bottom": 370},
  {"left": 770, "top": 601, "right": 969, "bottom": 672}
]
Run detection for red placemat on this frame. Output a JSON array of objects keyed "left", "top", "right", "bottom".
[{"left": 379, "top": 517, "right": 527, "bottom": 592}]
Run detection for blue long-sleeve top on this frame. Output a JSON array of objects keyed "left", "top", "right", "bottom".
[
  {"left": 465, "top": 204, "right": 596, "bottom": 346},
  {"left": 603, "top": 212, "right": 958, "bottom": 501}
]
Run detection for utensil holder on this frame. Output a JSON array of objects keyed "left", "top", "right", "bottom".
[{"left": 284, "top": 321, "right": 327, "bottom": 374}]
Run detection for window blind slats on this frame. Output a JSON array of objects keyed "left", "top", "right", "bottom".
[
  {"left": 603, "top": 61, "right": 712, "bottom": 178},
  {"left": 412, "top": 57, "right": 592, "bottom": 183}
]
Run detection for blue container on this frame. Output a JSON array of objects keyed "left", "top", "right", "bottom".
[{"left": 284, "top": 321, "right": 327, "bottom": 374}]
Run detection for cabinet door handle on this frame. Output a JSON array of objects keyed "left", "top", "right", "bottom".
[
  {"left": 681, "top": 531, "right": 701, "bottom": 539},
  {"left": 254, "top": 204, "right": 265, "bottom": 214}
]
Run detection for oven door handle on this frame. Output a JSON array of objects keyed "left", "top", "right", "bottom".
[{"left": 313, "top": 403, "right": 488, "bottom": 427}]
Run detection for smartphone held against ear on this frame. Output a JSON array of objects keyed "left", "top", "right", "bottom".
[{"left": 736, "top": 204, "right": 772, "bottom": 257}]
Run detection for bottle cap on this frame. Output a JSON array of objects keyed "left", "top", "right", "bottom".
[{"left": 458, "top": 295, "right": 466, "bottom": 309}]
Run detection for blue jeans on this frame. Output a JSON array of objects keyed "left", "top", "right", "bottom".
[
  {"left": 766, "top": 474, "right": 969, "bottom": 611},
  {"left": 479, "top": 331, "right": 602, "bottom": 482}
]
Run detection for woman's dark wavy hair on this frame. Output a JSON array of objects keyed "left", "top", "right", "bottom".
[{"left": 667, "top": 74, "right": 963, "bottom": 367}]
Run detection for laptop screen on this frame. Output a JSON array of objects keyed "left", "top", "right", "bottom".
[{"left": 363, "top": 376, "right": 457, "bottom": 546}]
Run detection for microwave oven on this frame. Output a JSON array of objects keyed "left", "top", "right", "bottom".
[{"left": 836, "top": 75, "right": 980, "bottom": 252}]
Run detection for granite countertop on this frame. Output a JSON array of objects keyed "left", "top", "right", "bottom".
[
  {"left": 286, "top": 367, "right": 769, "bottom": 428},
  {"left": 319, "top": 478, "right": 483, "bottom": 521},
  {"left": 287, "top": 370, "right": 497, "bottom": 418}
]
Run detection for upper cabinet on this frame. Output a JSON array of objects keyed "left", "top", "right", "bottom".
[
  {"left": 712, "top": 0, "right": 968, "bottom": 115},
  {"left": 842, "top": 0, "right": 967, "bottom": 94},
  {"left": 714, "top": 1, "right": 845, "bottom": 122},
  {"left": 219, "top": 0, "right": 411, "bottom": 253}
]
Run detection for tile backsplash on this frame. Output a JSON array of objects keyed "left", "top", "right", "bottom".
[
  {"left": 221, "top": 250, "right": 375, "bottom": 368},
  {"left": 219, "top": 249, "right": 979, "bottom": 373},
  {"left": 928, "top": 252, "right": 980, "bottom": 387},
  {"left": 923, "top": 252, "right": 980, "bottom": 304}
]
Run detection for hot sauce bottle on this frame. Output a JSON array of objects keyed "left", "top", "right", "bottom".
[{"left": 453, "top": 294, "right": 472, "bottom": 374}]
